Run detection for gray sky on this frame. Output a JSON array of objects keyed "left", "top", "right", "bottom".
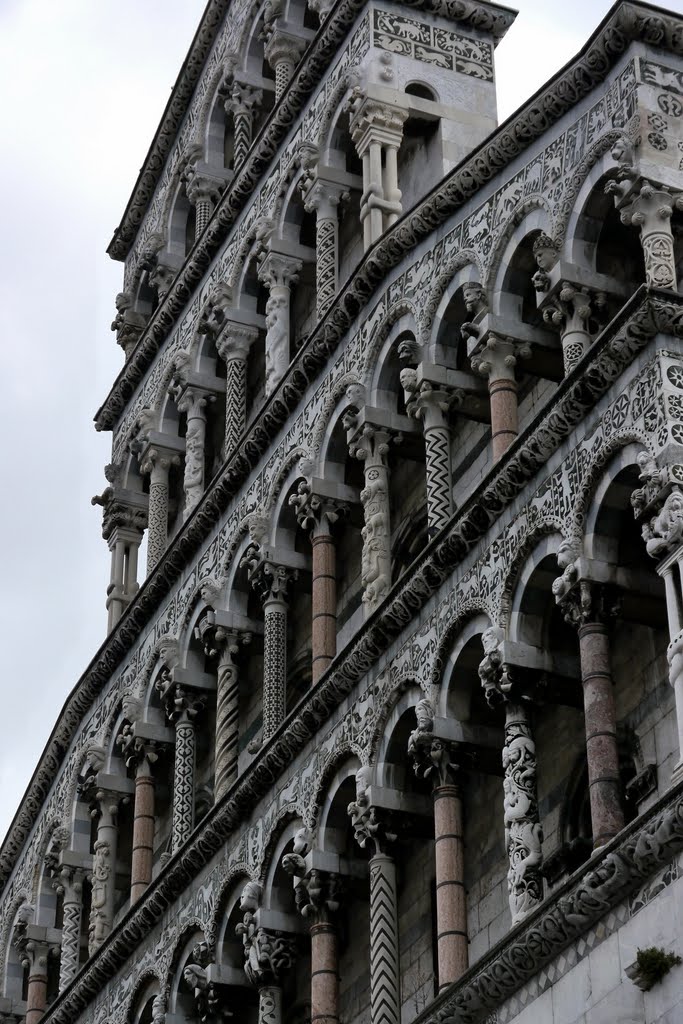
[{"left": 0, "top": 0, "right": 677, "bottom": 843}]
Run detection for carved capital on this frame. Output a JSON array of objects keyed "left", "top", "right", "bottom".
[
  {"left": 240, "top": 544, "right": 298, "bottom": 605},
  {"left": 288, "top": 480, "right": 349, "bottom": 536},
  {"left": 470, "top": 334, "right": 530, "bottom": 382},
  {"left": 347, "top": 767, "right": 396, "bottom": 855},
  {"left": 258, "top": 251, "right": 302, "bottom": 291},
  {"left": 185, "top": 173, "right": 225, "bottom": 208},
  {"left": 401, "top": 374, "right": 463, "bottom": 430},
  {"left": 347, "top": 91, "right": 408, "bottom": 154},
  {"left": 224, "top": 80, "right": 263, "bottom": 118},
  {"left": 552, "top": 570, "right": 620, "bottom": 630}
]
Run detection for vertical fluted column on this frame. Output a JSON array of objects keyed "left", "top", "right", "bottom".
[
  {"left": 224, "top": 81, "right": 262, "bottom": 169},
  {"left": 305, "top": 182, "right": 347, "bottom": 320},
  {"left": 348, "top": 770, "right": 400, "bottom": 1024},
  {"left": 409, "top": 704, "right": 468, "bottom": 987},
  {"left": 615, "top": 180, "right": 681, "bottom": 289},
  {"left": 241, "top": 548, "right": 298, "bottom": 741},
  {"left": 290, "top": 484, "right": 348, "bottom": 682},
  {"left": 176, "top": 388, "right": 211, "bottom": 520},
  {"left": 24, "top": 941, "right": 49, "bottom": 1024},
  {"left": 216, "top": 326, "right": 258, "bottom": 458},
  {"left": 346, "top": 422, "right": 394, "bottom": 615},
  {"left": 140, "top": 449, "right": 179, "bottom": 573},
  {"left": 258, "top": 253, "right": 303, "bottom": 395},
  {"left": 471, "top": 337, "right": 529, "bottom": 462},
  {"left": 554, "top": 576, "right": 624, "bottom": 848},
  {"left": 88, "top": 792, "right": 119, "bottom": 955},
  {"left": 55, "top": 867, "right": 83, "bottom": 991}
]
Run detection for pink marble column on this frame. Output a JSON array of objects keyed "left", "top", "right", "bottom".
[
  {"left": 131, "top": 757, "right": 155, "bottom": 902},
  {"left": 488, "top": 375, "right": 518, "bottom": 461},
  {"left": 25, "top": 944, "right": 48, "bottom": 1024},
  {"left": 433, "top": 781, "right": 468, "bottom": 988},
  {"left": 578, "top": 620, "right": 624, "bottom": 848},
  {"left": 311, "top": 531, "right": 337, "bottom": 683},
  {"left": 310, "top": 918, "right": 339, "bottom": 1024}
]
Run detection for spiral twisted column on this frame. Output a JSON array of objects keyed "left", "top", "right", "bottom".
[{"left": 216, "top": 324, "right": 259, "bottom": 459}]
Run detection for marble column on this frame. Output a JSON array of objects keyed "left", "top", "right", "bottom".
[
  {"left": 23, "top": 941, "right": 49, "bottom": 1024},
  {"left": 542, "top": 283, "right": 604, "bottom": 375},
  {"left": 88, "top": 791, "right": 119, "bottom": 956},
  {"left": 616, "top": 180, "right": 681, "bottom": 290},
  {"left": 264, "top": 33, "right": 305, "bottom": 101},
  {"left": 212, "top": 628, "right": 251, "bottom": 801},
  {"left": 258, "top": 253, "right": 302, "bottom": 396},
  {"left": 471, "top": 336, "right": 528, "bottom": 462},
  {"left": 241, "top": 548, "right": 297, "bottom": 741},
  {"left": 105, "top": 524, "right": 144, "bottom": 630},
  {"left": 295, "top": 870, "right": 342, "bottom": 1024},
  {"left": 166, "top": 695, "right": 200, "bottom": 852},
  {"left": 54, "top": 866, "right": 83, "bottom": 991},
  {"left": 237, "top": 881, "right": 297, "bottom": 1024},
  {"left": 304, "top": 181, "right": 348, "bottom": 320},
  {"left": 290, "top": 483, "right": 347, "bottom": 682},
  {"left": 408, "top": 715, "right": 468, "bottom": 988},
  {"left": 186, "top": 174, "right": 224, "bottom": 239},
  {"left": 348, "top": 97, "right": 407, "bottom": 249},
  {"left": 216, "top": 324, "right": 259, "bottom": 458},
  {"left": 554, "top": 578, "right": 624, "bottom": 848},
  {"left": 348, "top": 770, "right": 400, "bottom": 1024},
  {"left": 658, "top": 550, "right": 683, "bottom": 784},
  {"left": 224, "top": 81, "right": 263, "bottom": 169},
  {"left": 140, "top": 448, "right": 180, "bottom": 573},
  {"left": 176, "top": 387, "right": 212, "bottom": 520},
  {"left": 346, "top": 422, "right": 394, "bottom": 615},
  {"left": 119, "top": 737, "right": 158, "bottom": 902}
]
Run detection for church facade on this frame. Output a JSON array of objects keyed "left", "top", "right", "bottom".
[{"left": 2, "top": 1, "right": 683, "bottom": 1022}]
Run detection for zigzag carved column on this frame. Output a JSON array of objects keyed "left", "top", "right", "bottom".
[
  {"left": 402, "top": 371, "right": 459, "bottom": 537},
  {"left": 216, "top": 323, "right": 259, "bottom": 460},
  {"left": 55, "top": 866, "right": 84, "bottom": 991},
  {"left": 349, "top": 769, "right": 401, "bottom": 1024},
  {"left": 409, "top": 700, "right": 468, "bottom": 988}
]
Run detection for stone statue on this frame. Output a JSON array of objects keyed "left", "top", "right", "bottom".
[
  {"left": 643, "top": 489, "right": 683, "bottom": 558},
  {"left": 88, "top": 840, "right": 112, "bottom": 953}
]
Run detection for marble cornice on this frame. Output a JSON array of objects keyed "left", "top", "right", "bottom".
[
  {"left": 96, "top": 0, "right": 683, "bottom": 431},
  {"left": 36, "top": 776, "right": 683, "bottom": 1022},
  {"left": 3, "top": 288, "right": 682, "bottom": 901},
  {"left": 107, "top": 0, "right": 516, "bottom": 262}
]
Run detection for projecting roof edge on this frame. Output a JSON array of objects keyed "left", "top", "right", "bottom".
[
  {"left": 4, "top": 287, "right": 683, "bottom": 904},
  {"left": 95, "top": 0, "right": 683, "bottom": 432},
  {"left": 106, "top": 0, "right": 517, "bottom": 262}
]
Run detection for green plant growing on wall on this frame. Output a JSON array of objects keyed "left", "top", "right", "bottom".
[{"left": 625, "top": 947, "right": 682, "bottom": 991}]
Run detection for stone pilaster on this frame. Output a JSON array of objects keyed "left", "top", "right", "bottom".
[
  {"left": 408, "top": 700, "right": 468, "bottom": 988},
  {"left": 471, "top": 335, "right": 530, "bottom": 462},
  {"left": 553, "top": 571, "right": 624, "bottom": 847},
  {"left": 612, "top": 179, "right": 682, "bottom": 290},
  {"left": 53, "top": 866, "right": 83, "bottom": 991},
  {"left": 348, "top": 93, "right": 407, "bottom": 248},
  {"left": 215, "top": 323, "right": 259, "bottom": 458},
  {"left": 224, "top": 80, "right": 263, "bottom": 169},
  {"left": 258, "top": 253, "right": 302, "bottom": 395},
  {"left": 241, "top": 545, "right": 298, "bottom": 740}
]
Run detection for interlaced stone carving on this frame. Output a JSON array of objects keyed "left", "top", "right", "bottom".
[
  {"left": 235, "top": 882, "right": 296, "bottom": 988},
  {"left": 258, "top": 253, "right": 302, "bottom": 395},
  {"left": 641, "top": 488, "right": 683, "bottom": 559},
  {"left": 407, "top": 698, "right": 460, "bottom": 787},
  {"left": 88, "top": 836, "right": 113, "bottom": 956},
  {"left": 183, "top": 962, "right": 232, "bottom": 1023}
]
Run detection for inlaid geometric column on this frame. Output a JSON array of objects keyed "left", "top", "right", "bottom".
[
  {"left": 613, "top": 180, "right": 682, "bottom": 289},
  {"left": 88, "top": 790, "right": 119, "bottom": 955},
  {"left": 290, "top": 482, "right": 348, "bottom": 682},
  {"left": 215, "top": 323, "right": 259, "bottom": 458},
  {"left": 304, "top": 180, "right": 348, "bottom": 320},
  {"left": 241, "top": 545, "right": 298, "bottom": 740},
  {"left": 175, "top": 386, "right": 214, "bottom": 519},
  {"left": 345, "top": 414, "right": 398, "bottom": 615},
  {"left": 54, "top": 866, "right": 83, "bottom": 991},
  {"left": 471, "top": 335, "right": 530, "bottom": 462},
  {"left": 258, "top": 253, "right": 303, "bottom": 395},
  {"left": 348, "top": 95, "right": 407, "bottom": 249},
  {"left": 236, "top": 881, "right": 297, "bottom": 1024},
  {"left": 553, "top": 574, "right": 624, "bottom": 848},
  {"left": 478, "top": 632, "right": 544, "bottom": 923},
  {"left": 264, "top": 32, "right": 305, "bottom": 101},
  {"left": 224, "top": 80, "right": 263, "bottom": 169},
  {"left": 402, "top": 373, "right": 458, "bottom": 536},
  {"left": 542, "top": 282, "right": 605, "bottom": 375},
  {"left": 156, "top": 681, "right": 203, "bottom": 853},
  {"left": 185, "top": 174, "right": 224, "bottom": 238},
  {"left": 348, "top": 769, "right": 400, "bottom": 1024},
  {"left": 408, "top": 700, "right": 468, "bottom": 988},
  {"left": 139, "top": 447, "right": 181, "bottom": 573}
]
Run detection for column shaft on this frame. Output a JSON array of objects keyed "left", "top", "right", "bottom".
[
  {"left": 146, "top": 464, "right": 170, "bottom": 573},
  {"left": 369, "top": 854, "right": 400, "bottom": 1024},
  {"left": 233, "top": 112, "right": 252, "bottom": 168},
  {"left": 433, "top": 784, "right": 468, "bottom": 988},
  {"left": 58, "top": 876, "right": 83, "bottom": 991},
  {"left": 368, "top": 142, "right": 384, "bottom": 244},
  {"left": 172, "top": 715, "right": 196, "bottom": 851},
  {"left": 26, "top": 968, "right": 48, "bottom": 1024},
  {"left": 89, "top": 803, "right": 118, "bottom": 956},
  {"left": 194, "top": 197, "right": 212, "bottom": 237},
  {"left": 131, "top": 765, "right": 155, "bottom": 901},
  {"left": 360, "top": 458, "right": 391, "bottom": 615},
  {"left": 310, "top": 921, "right": 339, "bottom": 1024},
  {"left": 181, "top": 397, "right": 208, "bottom": 520},
  {"left": 488, "top": 376, "right": 518, "bottom": 461},
  {"left": 259, "top": 984, "right": 283, "bottom": 1024},
  {"left": 578, "top": 622, "right": 624, "bottom": 847},
  {"left": 274, "top": 60, "right": 293, "bottom": 100},
  {"left": 215, "top": 643, "right": 241, "bottom": 800},
  {"left": 424, "top": 423, "right": 454, "bottom": 534},
  {"left": 384, "top": 144, "right": 400, "bottom": 228},
  {"left": 316, "top": 216, "right": 338, "bottom": 320},
  {"left": 263, "top": 598, "right": 288, "bottom": 739},
  {"left": 224, "top": 356, "right": 248, "bottom": 457},
  {"left": 503, "top": 702, "right": 543, "bottom": 923},
  {"left": 312, "top": 532, "right": 337, "bottom": 682}
]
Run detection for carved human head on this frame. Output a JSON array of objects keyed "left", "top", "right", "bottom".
[
  {"left": 532, "top": 233, "right": 558, "bottom": 272},
  {"left": 239, "top": 879, "right": 262, "bottom": 912},
  {"left": 463, "top": 282, "right": 485, "bottom": 315}
]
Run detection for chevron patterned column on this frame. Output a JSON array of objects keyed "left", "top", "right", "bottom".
[
  {"left": 402, "top": 376, "right": 458, "bottom": 537},
  {"left": 369, "top": 853, "right": 401, "bottom": 1024},
  {"left": 55, "top": 866, "right": 84, "bottom": 991}
]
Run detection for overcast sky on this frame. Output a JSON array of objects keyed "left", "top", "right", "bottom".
[{"left": 0, "top": 0, "right": 680, "bottom": 844}]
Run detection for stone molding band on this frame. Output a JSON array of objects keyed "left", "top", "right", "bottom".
[
  {"left": 2, "top": 290, "right": 681, "bottom": 913},
  {"left": 95, "top": 1, "right": 682, "bottom": 430}
]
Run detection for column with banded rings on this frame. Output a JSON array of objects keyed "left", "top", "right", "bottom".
[
  {"left": 348, "top": 94, "right": 407, "bottom": 249},
  {"left": 471, "top": 335, "right": 530, "bottom": 463}
]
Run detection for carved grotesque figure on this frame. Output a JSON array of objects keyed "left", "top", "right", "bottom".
[{"left": 643, "top": 489, "right": 683, "bottom": 558}]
